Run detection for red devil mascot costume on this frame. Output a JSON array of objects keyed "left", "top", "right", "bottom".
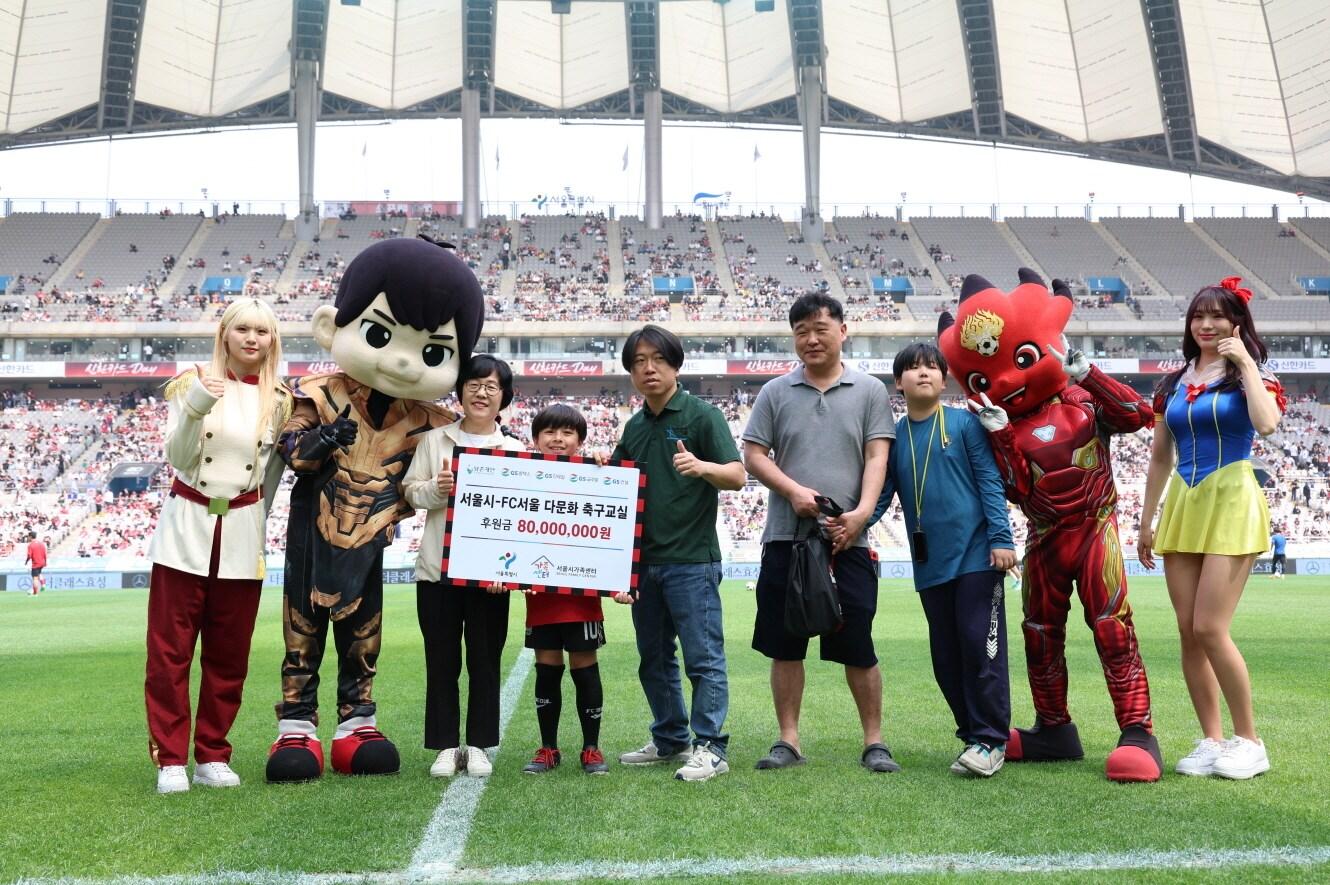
[{"left": 938, "top": 269, "right": 1162, "bottom": 782}]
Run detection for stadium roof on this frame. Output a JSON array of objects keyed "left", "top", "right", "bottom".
[{"left": 1, "top": 0, "right": 1328, "bottom": 197}]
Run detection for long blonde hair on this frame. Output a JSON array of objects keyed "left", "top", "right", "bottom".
[{"left": 208, "top": 298, "right": 287, "bottom": 438}]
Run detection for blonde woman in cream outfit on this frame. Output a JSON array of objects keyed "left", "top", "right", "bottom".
[{"left": 145, "top": 299, "right": 291, "bottom": 794}]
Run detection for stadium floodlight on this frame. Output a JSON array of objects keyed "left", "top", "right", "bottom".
[{"left": 551, "top": 0, "right": 571, "bottom": 12}]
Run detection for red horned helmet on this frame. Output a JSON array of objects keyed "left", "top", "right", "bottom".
[{"left": 936, "top": 268, "right": 1074, "bottom": 418}]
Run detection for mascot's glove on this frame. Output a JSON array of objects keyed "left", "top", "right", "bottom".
[
  {"left": 299, "top": 404, "right": 359, "bottom": 460},
  {"left": 1048, "top": 343, "right": 1091, "bottom": 383},
  {"left": 966, "top": 392, "right": 1010, "bottom": 432}
]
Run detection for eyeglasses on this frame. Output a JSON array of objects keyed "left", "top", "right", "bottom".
[{"left": 463, "top": 381, "right": 502, "bottom": 396}]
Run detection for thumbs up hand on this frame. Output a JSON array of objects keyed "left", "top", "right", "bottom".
[
  {"left": 672, "top": 438, "right": 705, "bottom": 478},
  {"left": 1217, "top": 325, "right": 1254, "bottom": 371},
  {"left": 318, "top": 403, "right": 359, "bottom": 452},
  {"left": 196, "top": 363, "right": 225, "bottom": 398},
  {"left": 436, "top": 463, "right": 455, "bottom": 495}
]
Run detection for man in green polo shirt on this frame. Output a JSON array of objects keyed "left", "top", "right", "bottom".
[{"left": 612, "top": 324, "right": 746, "bottom": 782}]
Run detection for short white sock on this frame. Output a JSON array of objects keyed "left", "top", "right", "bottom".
[
  {"left": 276, "top": 718, "right": 318, "bottom": 738},
  {"left": 334, "top": 715, "right": 375, "bottom": 740}
]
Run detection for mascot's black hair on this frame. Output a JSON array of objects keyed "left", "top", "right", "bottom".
[{"left": 333, "top": 236, "right": 485, "bottom": 365}]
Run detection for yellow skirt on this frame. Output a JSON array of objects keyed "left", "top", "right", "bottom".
[{"left": 1156, "top": 461, "right": 1270, "bottom": 556}]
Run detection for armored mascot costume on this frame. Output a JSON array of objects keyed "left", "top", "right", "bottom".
[
  {"left": 938, "top": 269, "right": 1162, "bottom": 782},
  {"left": 266, "top": 237, "right": 485, "bottom": 782}
]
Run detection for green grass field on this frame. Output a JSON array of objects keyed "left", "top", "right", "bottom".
[{"left": 3, "top": 577, "right": 1329, "bottom": 883}]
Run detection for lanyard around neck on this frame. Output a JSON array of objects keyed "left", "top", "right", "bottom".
[{"left": 907, "top": 407, "right": 944, "bottom": 521}]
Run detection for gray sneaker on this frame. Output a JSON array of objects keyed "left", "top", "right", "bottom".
[
  {"left": 958, "top": 743, "right": 1005, "bottom": 777},
  {"left": 949, "top": 751, "right": 968, "bottom": 776},
  {"left": 618, "top": 741, "right": 690, "bottom": 766}
]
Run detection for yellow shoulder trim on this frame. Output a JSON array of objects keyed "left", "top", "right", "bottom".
[
  {"left": 278, "top": 388, "right": 295, "bottom": 427},
  {"left": 163, "top": 369, "right": 199, "bottom": 402}
]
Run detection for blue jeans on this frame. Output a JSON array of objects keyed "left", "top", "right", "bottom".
[{"left": 632, "top": 561, "right": 729, "bottom": 758}]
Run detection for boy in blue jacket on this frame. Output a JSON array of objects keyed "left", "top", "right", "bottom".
[{"left": 871, "top": 343, "right": 1017, "bottom": 776}]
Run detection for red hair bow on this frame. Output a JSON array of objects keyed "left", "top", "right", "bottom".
[{"left": 1219, "top": 276, "right": 1253, "bottom": 304}]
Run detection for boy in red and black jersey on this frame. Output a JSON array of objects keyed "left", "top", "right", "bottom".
[{"left": 521, "top": 405, "right": 632, "bottom": 775}]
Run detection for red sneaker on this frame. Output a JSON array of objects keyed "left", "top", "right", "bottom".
[
  {"left": 331, "top": 726, "right": 400, "bottom": 776},
  {"left": 581, "top": 747, "right": 609, "bottom": 775},
  {"left": 265, "top": 733, "right": 324, "bottom": 783},
  {"left": 523, "top": 746, "right": 561, "bottom": 774}
]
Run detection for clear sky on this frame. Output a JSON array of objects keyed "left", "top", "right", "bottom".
[{"left": 0, "top": 117, "right": 1323, "bottom": 220}]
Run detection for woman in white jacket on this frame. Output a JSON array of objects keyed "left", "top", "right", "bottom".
[
  {"left": 403, "top": 355, "right": 523, "bottom": 779},
  {"left": 145, "top": 298, "right": 290, "bottom": 794}
]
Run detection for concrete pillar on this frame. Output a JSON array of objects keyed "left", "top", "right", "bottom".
[
  {"left": 294, "top": 59, "right": 320, "bottom": 241},
  {"left": 462, "top": 88, "right": 482, "bottom": 231},
  {"left": 798, "top": 68, "right": 823, "bottom": 242},
  {"left": 644, "top": 89, "right": 663, "bottom": 230}
]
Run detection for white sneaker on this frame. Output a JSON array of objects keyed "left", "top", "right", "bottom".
[
  {"left": 1212, "top": 736, "right": 1270, "bottom": 780},
  {"left": 192, "top": 761, "right": 241, "bottom": 787},
  {"left": 619, "top": 741, "right": 691, "bottom": 766},
  {"left": 156, "top": 765, "right": 189, "bottom": 794},
  {"left": 430, "top": 747, "right": 462, "bottom": 778},
  {"left": 958, "top": 743, "right": 1005, "bottom": 777},
  {"left": 674, "top": 743, "right": 729, "bottom": 782},
  {"left": 465, "top": 746, "right": 492, "bottom": 778},
  {"left": 1174, "top": 737, "right": 1226, "bottom": 777}
]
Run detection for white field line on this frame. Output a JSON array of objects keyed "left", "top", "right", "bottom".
[
  {"left": 15, "top": 846, "right": 1330, "bottom": 885},
  {"left": 406, "top": 647, "right": 535, "bottom": 879},
  {"left": 450, "top": 846, "right": 1330, "bottom": 882}
]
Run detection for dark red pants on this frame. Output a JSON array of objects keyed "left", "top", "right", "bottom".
[
  {"left": 145, "top": 520, "right": 262, "bottom": 766},
  {"left": 1021, "top": 513, "right": 1152, "bottom": 732}
]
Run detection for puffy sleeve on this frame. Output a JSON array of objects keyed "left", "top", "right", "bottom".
[{"left": 1259, "top": 367, "right": 1286, "bottom": 414}]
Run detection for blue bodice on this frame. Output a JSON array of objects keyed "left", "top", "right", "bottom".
[{"left": 1162, "top": 384, "right": 1255, "bottom": 488}]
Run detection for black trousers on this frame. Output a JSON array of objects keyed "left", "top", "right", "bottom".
[
  {"left": 416, "top": 582, "right": 510, "bottom": 750},
  {"left": 918, "top": 570, "right": 1010, "bottom": 747}
]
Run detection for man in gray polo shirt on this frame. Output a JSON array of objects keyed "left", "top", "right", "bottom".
[{"left": 742, "top": 293, "right": 897, "bottom": 773}]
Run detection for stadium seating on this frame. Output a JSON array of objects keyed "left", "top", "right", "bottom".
[
  {"left": 1195, "top": 218, "right": 1328, "bottom": 298},
  {"left": 73, "top": 213, "right": 203, "bottom": 290},
  {"left": 907, "top": 217, "right": 1027, "bottom": 292},
  {"left": 1008, "top": 217, "right": 1124, "bottom": 283},
  {"left": 1291, "top": 217, "right": 1330, "bottom": 253},
  {"left": 620, "top": 214, "right": 721, "bottom": 298},
  {"left": 0, "top": 398, "right": 118, "bottom": 492},
  {"left": 178, "top": 214, "right": 291, "bottom": 300},
  {"left": 826, "top": 217, "right": 932, "bottom": 321},
  {"left": 1100, "top": 218, "right": 1221, "bottom": 301},
  {"left": 0, "top": 212, "right": 99, "bottom": 292},
  {"left": 0, "top": 493, "right": 90, "bottom": 559}
]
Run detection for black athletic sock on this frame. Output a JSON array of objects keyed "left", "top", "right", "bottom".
[
  {"left": 534, "top": 663, "right": 564, "bottom": 749},
  {"left": 570, "top": 663, "right": 603, "bottom": 749}
]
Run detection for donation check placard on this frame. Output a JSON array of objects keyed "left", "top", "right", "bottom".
[{"left": 443, "top": 449, "right": 644, "bottom": 596}]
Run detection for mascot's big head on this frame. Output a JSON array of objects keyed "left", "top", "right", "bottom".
[
  {"left": 937, "top": 268, "right": 1072, "bottom": 418},
  {"left": 312, "top": 237, "right": 485, "bottom": 401}
]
